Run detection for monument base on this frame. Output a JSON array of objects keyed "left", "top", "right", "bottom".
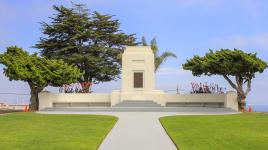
[{"left": 39, "top": 91, "right": 238, "bottom": 111}]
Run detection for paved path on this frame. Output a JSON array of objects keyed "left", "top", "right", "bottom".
[
  {"left": 40, "top": 109, "right": 238, "bottom": 150},
  {"left": 99, "top": 112, "right": 178, "bottom": 150}
]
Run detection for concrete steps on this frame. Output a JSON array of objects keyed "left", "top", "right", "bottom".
[
  {"left": 114, "top": 100, "right": 162, "bottom": 107},
  {"left": 43, "top": 100, "right": 236, "bottom": 113},
  {"left": 41, "top": 107, "right": 235, "bottom": 113}
]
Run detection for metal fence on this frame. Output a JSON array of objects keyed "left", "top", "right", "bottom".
[
  {"left": 164, "top": 89, "right": 190, "bottom": 94},
  {"left": 0, "top": 93, "right": 30, "bottom": 105},
  {"left": 163, "top": 84, "right": 191, "bottom": 94}
]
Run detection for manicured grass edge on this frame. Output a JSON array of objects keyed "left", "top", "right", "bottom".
[
  {"left": 37, "top": 113, "right": 119, "bottom": 150},
  {"left": 96, "top": 115, "right": 118, "bottom": 149},
  {"left": 6, "top": 112, "right": 118, "bottom": 150},
  {"left": 159, "top": 117, "right": 180, "bottom": 150}
]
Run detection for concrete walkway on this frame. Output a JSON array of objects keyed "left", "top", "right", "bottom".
[
  {"left": 99, "top": 112, "right": 177, "bottom": 150},
  {"left": 40, "top": 109, "right": 238, "bottom": 150}
]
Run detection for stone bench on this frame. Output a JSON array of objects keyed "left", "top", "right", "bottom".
[
  {"left": 166, "top": 102, "right": 224, "bottom": 108},
  {"left": 53, "top": 102, "right": 111, "bottom": 108}
]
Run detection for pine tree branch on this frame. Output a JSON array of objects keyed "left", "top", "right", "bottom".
[
  {"left": 245, "top": 79, "right": 251, "bottom": 96},
  {"left": 223, "top": 75, "right": 237, "bottom": 90},
  {"left": 235, "top": 76, "right": 245, "bottom": 95}
]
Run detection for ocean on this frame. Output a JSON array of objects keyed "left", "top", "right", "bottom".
[{"left": 248, "top": 105, "right": 268, "bottom": 112}]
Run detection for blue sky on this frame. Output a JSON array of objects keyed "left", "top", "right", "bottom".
[{"left": 0, "top": 0, "right": 268, "bottom": 105}]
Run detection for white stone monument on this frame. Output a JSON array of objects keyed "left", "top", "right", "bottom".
[
  {"left": 39, "top": 46, "right": 238, "bottom": 111},
  {"left": 117, "top": 46, "right": 164, "bottom": 102},
  {"left": 122, "top": 46, "right": 155, "bottom": 93}
]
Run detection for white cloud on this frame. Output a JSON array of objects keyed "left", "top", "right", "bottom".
[
  {"left": 210, "top": 33, "right": 268, "bottom": 50},
  {"left": 156, "top": 67, "right": 190, "bottom": 75},
  {"left": 211, "top": 35, "right": 248, "bottom": 49}
]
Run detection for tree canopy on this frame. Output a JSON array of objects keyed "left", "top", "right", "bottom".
[
  {"left": 35, "top": 4, "right": 137, "bottom": 85},
  {"left": 183, "top": 49, "right": 267, "bottom": 111},
  {"left": 0, "top": 46, "right": 83, "bottom": 110}
]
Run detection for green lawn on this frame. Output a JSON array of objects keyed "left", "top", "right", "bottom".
[
  {"left": 0, "top": 113, "right": 117, "bottom": 150},
  {"left": 160, "top": 113, "right": 268, "bottom": 150}
]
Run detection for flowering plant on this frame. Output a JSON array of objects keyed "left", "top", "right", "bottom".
[{"left": 81, "top": 81, "right": 92, "bottom": 93}]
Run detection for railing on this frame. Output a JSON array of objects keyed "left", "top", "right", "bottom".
[
  {"left": 163, "top": 84, "right": 191, "bottom": 94},
  {"left": 164, "top": 89, "right": 190, "bottom": 94},
  {"left": 0, "top": 93, "right": 30, "bottom": 105}
]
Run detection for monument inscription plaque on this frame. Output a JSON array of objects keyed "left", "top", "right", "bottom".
[{"left": 134, "top": 72, "right": 143, "bottom": 88}]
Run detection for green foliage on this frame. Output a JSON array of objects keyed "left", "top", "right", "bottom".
[
  {"left": 0, "top": 46, "right": 83, "bottom": 110},
  {"left": 35, "top": 4, "right": 137, "bottom": 83},
  {"left": 183, "top": 49, "right": 267, "bottom": 110},
  {"left": 141, "top": 37, "right": 177, "bottom": 71},
  {"left": 183, "top": 49, "right": 267, "bottom": 78},
  {"left": 141, "top": 36, "right": 148, "bottom": 46},
  {"left": 0, "top": 46, "right": 83, "bottom": 87}
]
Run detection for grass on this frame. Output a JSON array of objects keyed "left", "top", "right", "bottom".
[
  {"left": 0, "top": 113, "right": 117, "bottom": 150},
  {"left": 160, "top": 113, "right": 268, "bottom": 150}
]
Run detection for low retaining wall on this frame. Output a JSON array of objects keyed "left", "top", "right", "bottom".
[
  {"left": 39, "top": 92, "right": 110, "bottom": 110},
  {"left": 146, "top": 93, "right": 225, "bottom": 106},
  {"left": 39, "top": 91, "right": 238, "bottom": 111}
]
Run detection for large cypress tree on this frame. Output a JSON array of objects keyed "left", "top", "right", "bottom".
[
  {"left": 183, "top": 49, "right": 267, "bottom": 111},
  {"left": 0, "top": 46, "right": 83, "bottom": 110},
  {"left": 35, "top": 4, "right": 136, "bottom": 90}
]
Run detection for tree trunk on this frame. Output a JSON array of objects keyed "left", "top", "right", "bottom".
[
  {"left": 28, "top": 83, "right": 44, "bottom": 111},
  {"left": 29, "top": 90, "right": 39, "bottom": 111},
  {"left": 237, "top": 92, "right": 246, "bottom": 111},
  {"left": 223, "top": 75, "right": 251, "bottom": 112}
]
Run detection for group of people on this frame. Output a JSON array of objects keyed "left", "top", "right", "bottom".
[
  {"left": 59, "top": 81, "right": 92, "bottom": 93},
  {"left": 58, "top": 81, "right": 225, "bottom": 94},
  {"left": 190, "top": 82, "right": 225, "bottom": 94}
]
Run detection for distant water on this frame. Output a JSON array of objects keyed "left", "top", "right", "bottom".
[{"left": 248, "top": 105, "right": 268, "bottom": 112}]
